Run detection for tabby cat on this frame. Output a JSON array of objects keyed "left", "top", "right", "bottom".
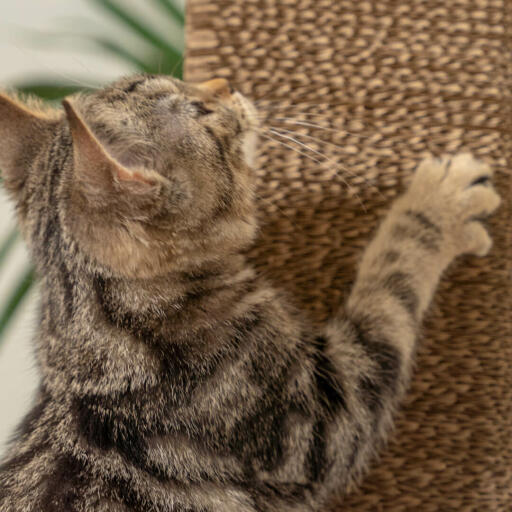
[{"left": 0, "top": 74, "right": 501, "bottom": 512}]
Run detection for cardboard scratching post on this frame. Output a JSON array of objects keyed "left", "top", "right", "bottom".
[{"left": 185, "top": 0, "right": 512, "bottom": 509}]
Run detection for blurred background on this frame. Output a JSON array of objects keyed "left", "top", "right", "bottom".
[{"left": 0, "top": 0, "right": 185, "bottom": 456}]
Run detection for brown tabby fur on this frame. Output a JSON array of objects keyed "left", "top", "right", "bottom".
[{"left": 0, "top": 74, "right": 501, "bottom": 511}]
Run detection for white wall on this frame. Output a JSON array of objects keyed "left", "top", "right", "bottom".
[{"left": 0, "top": 0, "right": 184, "bottom": 456}]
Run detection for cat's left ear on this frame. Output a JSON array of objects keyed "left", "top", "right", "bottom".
[
  {"left": 0, "top": 93, "right": 55, "bottom": 194},
  {"left": 62, "top": 99, "right": 162, "bottom": 201}
]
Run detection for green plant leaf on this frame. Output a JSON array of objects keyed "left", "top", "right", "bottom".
[
  {"left": 16, "top": 82, "right": 90, "bottom": 100},
  {"left": 152, "top": 0, "right": 185, "bottom": 25},
  {"left": 91, "top": 37, "right": 153, "bottom": 72},
  {"left": 0, "top": 266, "right": 35, "bottom": 345},
  {"left": 88, "top": 0, "right": 183, "bottom": 76},
  {"left": 0, "top": 229, "right": 19, "bottom": 268},
  {"left": 142, "top": 51, "right": 184, "bottom": 75}
]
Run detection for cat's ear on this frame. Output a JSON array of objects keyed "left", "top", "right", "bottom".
[
  {"left": 0, "top": 93, "right": 55, "bottom": 193},
  {"left": 62, "top": 99, "right": 161, "bottom": 199}
]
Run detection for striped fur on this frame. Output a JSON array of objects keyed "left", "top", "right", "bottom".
[{"left": 0, "top": 75, "right": 501, "bottom": 511}]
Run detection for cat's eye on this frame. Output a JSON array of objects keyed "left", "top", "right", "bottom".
[{"left": 191, "top": 101, "right": 214, "bottom": 116}]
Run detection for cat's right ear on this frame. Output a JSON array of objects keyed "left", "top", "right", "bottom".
[{"left": 0, "top": 93, "right": 55, "bottom": 194}]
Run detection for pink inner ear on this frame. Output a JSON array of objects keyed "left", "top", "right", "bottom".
[
  {"left": 115, "top": 166, "right": 156, "bottom": 186},
  {"left": 63, "top": 99, "right": 161, "bottom": 191}
]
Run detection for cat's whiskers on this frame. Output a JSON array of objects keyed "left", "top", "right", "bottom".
[
  {"left": 268, "top": 111, "right": 339, "bottom": 121},
  {"left": 256, "top": 103, "right": 334, "bottom": 119},
  {"left": 269, "top": 117, "right": 371, "bottom": 138},
  {"left": 260, "top": 132, "right": 332, "bottom": 178},
  {"left": 267, "top": 128, "right": 346, "bottom": 173},
  {"left": 254, "top": 101, "right": 372, "bottom": 139},
  {"left": 266, "top": 112, "right": 372, "bottom": 138},
  {"left": 268, "top": 126, "right": 351, "bottom": 158},
  {"left": 267, "top": 128, "right": 369, "bottom": 188},
  {"left": 256, "top": 101, "right": 356, "bottom": 123},
  {"left": 253, "top": 99, "right": 326, "bottom": 111},
  {"left": 253, "top": 84, "right": 421, "bottom": 109},
  {"left": 267, "top": 126, "right": 386, "bottom": 200},
  {"left": 261, "top": 131, "right": 363, "bottom": 206},
  {"left": 266, "top": 129, "right": 360, "bottom": 193},
  {"left": 261, "top": 130, "right": 367, "bottom": 211},
  {"left": 261, "top": 131, "right": 325, "bottom": 168}
]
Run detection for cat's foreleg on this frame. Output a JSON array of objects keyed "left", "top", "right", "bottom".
[{"left": 321, "top": 153, "right": 501, "bottom": 489}]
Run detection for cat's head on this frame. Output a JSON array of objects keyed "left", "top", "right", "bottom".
[{"left": 0, "top": 74, "right": 260, "bottom": 278}]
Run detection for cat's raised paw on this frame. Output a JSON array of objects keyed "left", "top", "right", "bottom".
[{"left": 404, "top": 153, "right": 501, "bottom": 258}]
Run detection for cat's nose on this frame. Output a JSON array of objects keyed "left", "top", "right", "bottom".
[{"left": 198, "top": 78, "right": 232, "bottom": 98}]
